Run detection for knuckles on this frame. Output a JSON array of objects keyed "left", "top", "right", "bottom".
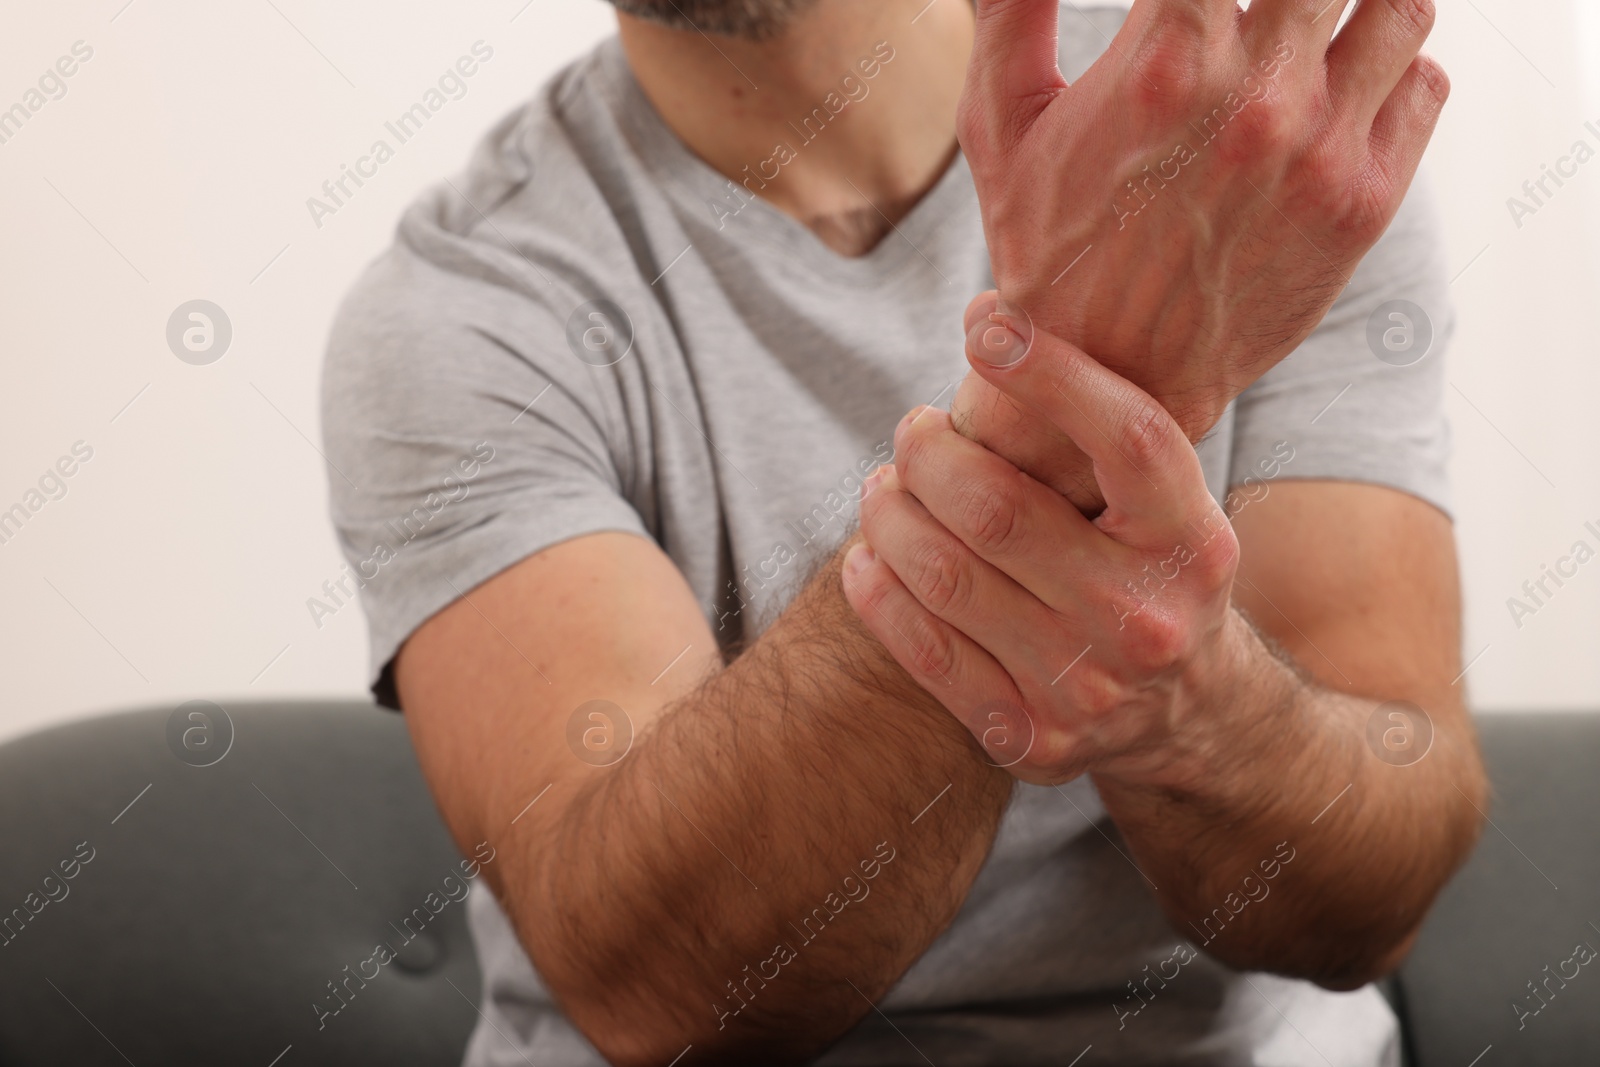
[
  {"left": 1386, "top": 0, "right": 1438, "bottom": 40},
  {"left": 1336, "top": 162, "right": 1404, "bottom": 248},
  {"left": 1016, "top": 721, "right": 1085, "bottom": 785},
  {"left": 1294, "top": 135, "right": 1396, "bottom": 246},
  {"left": 1128, "top": 35, "right": 1210, "bottom": 116},
  {"left": 1411, "top": 53, "right": 1450, "bottom": 105},
  {"left": 1065, "top": 663, "right": 1129, "bottom": 724},
  {"left": 954, "top": 478, "right": 1025, "bottom": 557},
  {"left": 1188, "top": 523, "right": 1241, "bottom": 590},
  {"left": 906, "top": 537, "right": 975, "bottom": 620},
  {"left": 1117, "top": 604, "right": 1194, "bottom": 674},
  {"left": 1107, "top": 527, "right": 1238, "bottom": 674},
  {"left": 1225, "top": 95, "right": 1297, "bottom": 158},
  {"left": 903, "top": 603, "right": 961, "bottom": 683},
  {"left": 1115, "top": 397, "right": 1178, "bottom": 473}
]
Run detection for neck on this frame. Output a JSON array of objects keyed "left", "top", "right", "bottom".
[{"left": 617, "top": 0, "right": 975, "bottom": 256}]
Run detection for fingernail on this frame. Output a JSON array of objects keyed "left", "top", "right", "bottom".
[
  {"left": 844, "top": 542, "right": 876, "bottom": 577},
  {"left": 967, "top": 301, "right": 1033, "bottom": 368},
  {"left": 862, "top": 467, "right": 887, "bottom": 499}
]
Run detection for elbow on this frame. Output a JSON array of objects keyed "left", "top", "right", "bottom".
[
  {"left": 552, "top": 971, "right": 713, "bottom": 1067},
  {"left": 558, "top": 977, "right": 817, "bottom": 1067},
  {"left": 581, "top": 1024, "right": 695, "bottom": 1067},
  {"left": 586, "top": 1036, "right": 810, "bottom": 1067},
  {"left": 1309, "top": 927, "right": 1421, "bottom": 992},
  {"left": 560, "top": 992, "right": 703, "bottom": 1067},
  {"left": 526, "top": 894, "right": 823, "bottom": 1062},
  {"left": 576, "top": 1019, "right": 815, "bottom": 1067},
  {"left": 1316, "top": 762, "right": 1490, "bottom": 991}
]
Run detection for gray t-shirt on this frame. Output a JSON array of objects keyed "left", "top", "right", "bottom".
[{"left": 322, "top": 8, "right": 1452, "bottom": 1065}]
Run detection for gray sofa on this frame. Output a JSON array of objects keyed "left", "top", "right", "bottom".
[{"left": 0, "top": 702, "right": 1594, "bottom": 1065}]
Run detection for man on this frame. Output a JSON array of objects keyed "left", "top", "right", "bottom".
[{"left": 322, "top": 0, "right": 1485, "bottom": 1063}]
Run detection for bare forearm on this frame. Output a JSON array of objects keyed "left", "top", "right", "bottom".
[
  {"left": 522, "top": 546, "right": 1013, "bottom": 1064},
  {"left": 1092, "top": 610, "right": 1485, "bottom": 986}
]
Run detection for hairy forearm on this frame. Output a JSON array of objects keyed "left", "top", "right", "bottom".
[
  {"left": 521, "top": 545, "right": 1013, "bottom": 1065},
  {"left": 1091, "top": 610, "right": 1485, "bottom": 986}
]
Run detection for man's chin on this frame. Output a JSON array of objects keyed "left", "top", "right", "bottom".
[{"left": 604, "top": 0, "right": 820, "bottom": 41}]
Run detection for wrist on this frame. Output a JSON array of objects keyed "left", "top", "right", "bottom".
[
  {"left": 1156, "top": 385, "right": 1235, "bottom": 447},
  {"left": 1097, "top": 609, "right": 1298, "bottom": 800}
]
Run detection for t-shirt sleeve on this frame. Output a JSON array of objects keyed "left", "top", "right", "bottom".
[
  {"left": 321, "top": 201, "right": 649, "bottom": 709},
  {"left": 1226, "top": 170, "right": 1455, "bottom": 516}
]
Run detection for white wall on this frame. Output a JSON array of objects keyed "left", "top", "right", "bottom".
[
  {"left": 1431, "top": 0, "right": 1600, "bottom": 707},
  {"left": 0, "top": 0, "right": 1595, "bottom": 744}
]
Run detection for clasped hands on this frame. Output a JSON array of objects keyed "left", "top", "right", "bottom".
[
  {"left": 842, "top": 306, "right": 1247, "bottom": 788},
  {"left": 842, "top": 0, "right": 1446, "bottom": 786}
]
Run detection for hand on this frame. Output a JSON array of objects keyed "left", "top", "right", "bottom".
[
  {"left": 841, "top": 318, "right": 1246, "bottom": 786},
  {"left": 953, "top": 0, "right": 1449, "bottom": 500}
]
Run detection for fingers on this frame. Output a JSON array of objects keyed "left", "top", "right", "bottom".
[
  {"left": 1242, "top": 0, "right": 1352, "bottom": 54},
  {"left": 890, "top": 405, "right": 1108, "bottom": 602},
  {"left": 965, "top": 0, "right": 1067, "bottom": 136},
  {"left": 1127, "top": 0, "right": 1241, "bottom": 34},
  {"left": 965, "top": 318, "right": 1217, "bottom": 546},
  {"left": 841, "top": 539, "right": 1053, "bottom": 781},
  {"left": 858, "top": 465, "right": 1064, "bottom": 684},
  {"left": 1365, "top": 52, "right": 1448, "bottom": 183},
  {"left": 839, "top": 536, "right": 1020, "bottom": 724},
  {"left": 1326, "top": 0, "right": 1438, "bottom": 124},
  {"left": 972, "top": 0, "right": 1065, "bottom": 96}
]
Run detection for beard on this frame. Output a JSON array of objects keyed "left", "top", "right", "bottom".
[{"left": 604, "top": 0, "right": 822, "bottom": 40}]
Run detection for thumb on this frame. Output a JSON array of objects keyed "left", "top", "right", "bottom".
[{"left": 965, "top": 314, "right": 1211, "bottom": 541}]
